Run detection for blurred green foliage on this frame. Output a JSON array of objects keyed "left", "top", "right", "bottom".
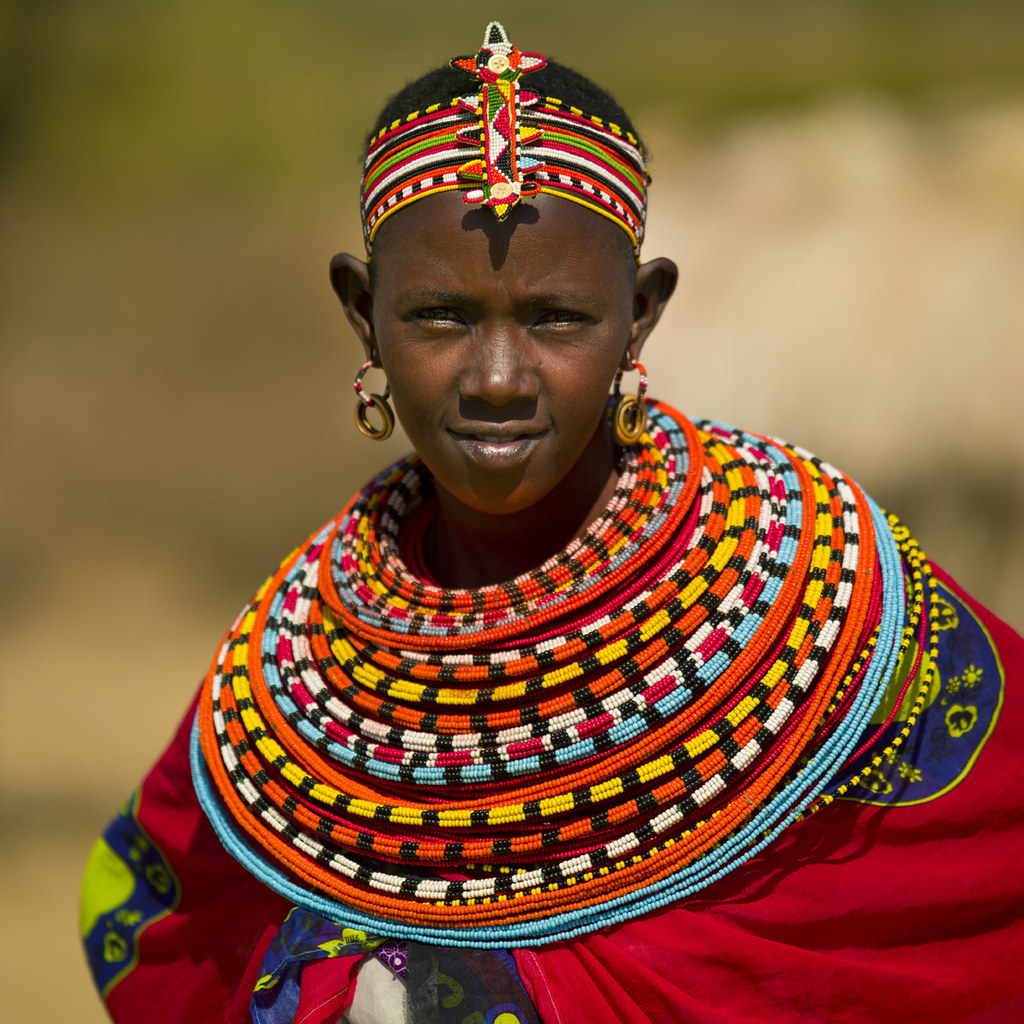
[
  {"left": 1, "top": 0, "right": 1021, "bottom": 203},
  {"left": 1, "top": 1, "right": 1021, "bottom": 620}
]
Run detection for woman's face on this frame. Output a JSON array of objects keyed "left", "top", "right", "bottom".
[{"left": 337, "top": 192, "right": 673, "bottom": 519}]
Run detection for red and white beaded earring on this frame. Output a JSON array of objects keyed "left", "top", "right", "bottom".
[
  {"left": 611, "top": 358, "right": 648, "bottom": 444},
  {"left": 352, "top": 356, "right": 395, "bottom": 441}
]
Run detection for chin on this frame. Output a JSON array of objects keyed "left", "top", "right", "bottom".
[{"left": 458, "top": 483, "right": 545, "bottom": 518}]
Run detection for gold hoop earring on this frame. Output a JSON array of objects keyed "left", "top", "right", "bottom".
[
  {"left": 611, "top": 359, "right": 648, "bottom": 445},
  {"left": 353, "top": 357, "right": 395, "bottom": 441}
]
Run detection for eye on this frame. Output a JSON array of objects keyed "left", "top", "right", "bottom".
[
  {"left": 413, "top": 307, "right": 465, "bottom": 326},
  {"left": 535, "top": 309, "right": 591, "bottom": 329}
]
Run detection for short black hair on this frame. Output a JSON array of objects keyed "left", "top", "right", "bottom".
[{"left": 367, "top": 59, "right": 643, "bottom": 155}]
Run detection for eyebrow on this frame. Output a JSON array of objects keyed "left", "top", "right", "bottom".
[
  {"left": 525, "top": 291, "right": 604, "bottom": 307},
  {"left": 395, "top": 288, "right": 474, "bottom": 305},
  {"left": 394, "top": 288, "right": 606, "bottom": 307}
]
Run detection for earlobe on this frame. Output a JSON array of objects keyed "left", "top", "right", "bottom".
[
  {"left": 329, "top": 252, "right": 376, "bottom": 358},
  {"left": 627, "top": 257, "right": 678, "bottom": 361}
]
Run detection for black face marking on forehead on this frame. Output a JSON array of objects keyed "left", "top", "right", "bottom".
[{"left": 460, "top": 202, "right": 541, "bottom": 272}]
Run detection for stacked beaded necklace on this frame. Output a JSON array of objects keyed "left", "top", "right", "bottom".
[{"left": 192, "top": 402, "right": 936, "bottom": 946}]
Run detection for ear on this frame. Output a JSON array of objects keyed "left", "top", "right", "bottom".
[
  {"left": 623, "top": 257, "right": 678, "bottom": 366},
  {"left": 329, "top": 252, "right": 376, "bottom": 361}
]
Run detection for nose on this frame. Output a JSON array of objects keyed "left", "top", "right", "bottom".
[{"left": 461, "top": 321, "right": 538, "bottom": 409}]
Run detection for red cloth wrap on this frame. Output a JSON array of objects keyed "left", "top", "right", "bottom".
[{"left": 96, "top": 566, "right": 1024, "bottom": 1023}]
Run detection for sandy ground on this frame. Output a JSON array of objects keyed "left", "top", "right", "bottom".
[{"left": 2, "top": 93, "right": 1022, "bottom": 1021}]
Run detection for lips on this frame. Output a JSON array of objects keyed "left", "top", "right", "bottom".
[
  {"left": 448, "top": 427, "right": 547, "bottom": 467},
  {"left": 449, "top": 425, "right": 546, "bottom": 444}
]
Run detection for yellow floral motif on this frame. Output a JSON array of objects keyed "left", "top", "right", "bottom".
[
  {"left": 860, "top": 765, "right": 893, "bottom": 795},
  {"left": 932, "top": 596, "right": 959, "bottom": 632},
  {"left": 945, "top": 704, "right": 978, "bottom": 738},
  {"left": 437, "top": 971, "right": 465, "bottom": 1009},
  {"left": 129, "top": 836, "right": 150, "bottom": 863},
  {"left": 884, "top": 749, "right": 900, "bottom": 765},
  {"left": 341, "top": 926, "right": 383, "bottom": 949},
  {"left": 114, "top": 909, "right": 143, "bottom": 926},
  {"left": 316, "top": 939, "right": 347, "bottom": 956},
  {"left": 315, "top": 930, "right": 384, "bottom": 957},
  {"left": 945, "top": 665, "right": 982, "bottom": 696},
  {"left": 145, "top": 863, "right": 172, "bottom": 895},
  {"left": 897, "top": 762, "right": 922, "bottom": 783},
  {"left": 961, "top": 664, "right": 983, "bottom": 688},
  {"left": 103, "top": 931, "right": 128, "bottom": 963}
]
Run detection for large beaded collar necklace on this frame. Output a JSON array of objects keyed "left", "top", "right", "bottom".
[{"left": 192, "top": 402, "right": 936, "bottom": 946}]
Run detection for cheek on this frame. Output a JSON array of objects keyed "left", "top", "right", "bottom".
[
  {"left": 378, "top": 346, "right": 445, "bottom": 421},
  {"left": 558, "top": 345, "right": 628, "bottom": 417},
  {"left": 560, "top": 376, "right": 611, "bottom": 425},
  {"left": 539, "top": 371, "right": 617, "bottom": 463},
  {"left": 387, "top": 381, "right": 435, "bottom": 443}
]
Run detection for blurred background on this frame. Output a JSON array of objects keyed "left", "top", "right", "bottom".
[{"left": 1, "top": 1, "right": 1021, "bottom": 1018}]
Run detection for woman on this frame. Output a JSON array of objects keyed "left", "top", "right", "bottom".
[{"left": 82, "top": 22, "right": 1024, "bottom": 1024}]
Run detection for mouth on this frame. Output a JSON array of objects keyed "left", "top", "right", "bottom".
[{"left": 448, "top": 427, "right": 546, "bottom": 466}]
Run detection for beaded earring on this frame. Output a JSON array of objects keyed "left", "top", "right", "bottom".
[
  {"left": 353, "top": 357, "right": 395, "bottom": 441},
  {"left": 611, "top": 359, "right": 648, "bottom": 444}
]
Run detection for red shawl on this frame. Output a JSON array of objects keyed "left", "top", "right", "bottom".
[{"left": 81, "top": 566, "right": 1024, "bottom": 1022}]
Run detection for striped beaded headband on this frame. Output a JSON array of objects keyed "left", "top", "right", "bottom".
[{"left": 360, "top": 21, "right": 649, "bottom": 256}]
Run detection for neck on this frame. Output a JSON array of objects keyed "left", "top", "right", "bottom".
[{"left": 425, "top": 425, "right": 621, "bottom": 589}]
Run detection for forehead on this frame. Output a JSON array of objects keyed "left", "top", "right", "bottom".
[{"left": 369, "top": 192, "right": 636, "bottom": 288}]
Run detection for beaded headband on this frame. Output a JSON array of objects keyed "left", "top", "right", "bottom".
[{"left": 360, "top": 21, "right": 649, "bottom": 255}]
